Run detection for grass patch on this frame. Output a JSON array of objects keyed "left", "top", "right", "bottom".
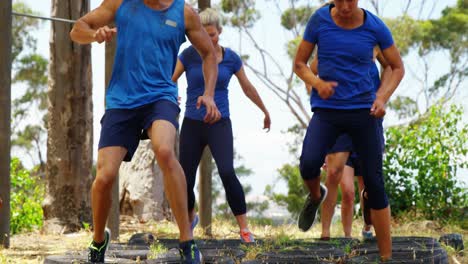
[{"left": 0, "top": 217, "right": 466, "bottom": 263}]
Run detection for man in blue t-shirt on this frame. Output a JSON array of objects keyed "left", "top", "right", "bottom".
[
  {"left": 293, "top": 0, "right": 405, "bottom": 261},
  {"left": 70, "top": 0, "right": 221, "bottom": 263}
]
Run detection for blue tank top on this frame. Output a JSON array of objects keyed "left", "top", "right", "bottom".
[{"left": 106, "top": 0, "right": 186, "bottom": 109}]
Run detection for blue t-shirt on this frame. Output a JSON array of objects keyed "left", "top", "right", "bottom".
[
  {"left": 106, "top": 0, "right": 186, "bottom": 109},
  {"left": 303, "top": 4, "right": 394, "bottom": 110},
  {"left": 179, "top": 46, "right": 242, "bottom": 120},
  {"left": 371, "top": 63, "right": 380, "bottom": 90}
]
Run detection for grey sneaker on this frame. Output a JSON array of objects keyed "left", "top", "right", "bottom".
[
  {"left": 88, "top": 228, "right": 111, "bottom": 263},
  {"left": 298, "top": 184, "right": 327, "bottom": 232}
]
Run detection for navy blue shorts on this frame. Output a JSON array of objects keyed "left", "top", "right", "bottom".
[
  {"left": 98, "top": 100, "right": 180, "bottom": 162},
  {"left": 327, "top": 134, "right": 353, "bottom": 154},
  {"left": 347, "top": 152, "right": 363, "bottom": 176},
  {"left": 328, "top": 118, "right": 384, "bottom": 177}
]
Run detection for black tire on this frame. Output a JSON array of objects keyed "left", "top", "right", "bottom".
[
  {"left": 108, "top": 243, "right": 150, "bottom": 250},
  {"left": 152, "top": 238, "right": 179, "bottom": 249},
  {"left": 256, "top": 247, "right": 345, "bottom": 262},
  {"left": 145, "top": 248, "right": 181, "bottom": 264},
  {"left": 64, "top": 249, "right": 149, "bottom": 261},
  {"left": 107, "top": 249, "right": 149, "bottom": 260},
  {"left": 44, "top": 255, "right": 136, "bottom": 264},
  {"left": 197, "top": 239, "right": 243, "bottom": 249},
  {"left": 439, "top": 233, "right": 464, "bottom": 251},
  {"left": 202, "top": 256, "right": 236, "bottom": 264},
  {"left": 345, "top": 248, "right": 449, "bottom": 264},
  {"left": 128, "top": 233, "right": 155, "bottom": 245},
  {"left": 201, "top": 248, "right": 246, "bottom": 261},
  {"left": 355, "top": 236, "right": 441, "bottom": 252}
]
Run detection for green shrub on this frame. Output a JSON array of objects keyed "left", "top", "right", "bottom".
[
  {"left": 384, "top": 104, "right": 468, "bottom": 222},
  {"left": 10, "top": 157, "right": 45, "bottom": 234}
]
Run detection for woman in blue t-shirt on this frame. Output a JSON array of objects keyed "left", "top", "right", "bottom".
[
  {"left": 172, "top": 8, "right": 271, "bottom": 243},
  {"left": 293, "top": 0, "right": 404, "bottom": 260},
  {"left": 307, "top": 46, "right": 390, "bottom": 242}
]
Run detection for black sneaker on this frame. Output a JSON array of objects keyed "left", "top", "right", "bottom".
[
  {"left": 179, "top": 240, "right": 202, "bottom": 264},
  {"left": 88, "top": 228, "right": 111, "bottom": 263},
  {"left": 298, "top": 184, "right": 328, "bottom": 232}
]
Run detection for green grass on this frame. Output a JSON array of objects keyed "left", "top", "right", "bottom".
[{"left": 0, "top": 217, "right": 466, "bottom": 263}]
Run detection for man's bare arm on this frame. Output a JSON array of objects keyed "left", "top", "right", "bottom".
[
  {"left": 184, "top": 4, "right": 217, "bottom": 96},
  {"left": 70, "top": 0, "right": 121, "bottom": 44},
  {"left": 184, "top": 4, "right": 220, "bottom": 123}
]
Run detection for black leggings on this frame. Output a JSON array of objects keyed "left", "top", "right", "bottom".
[
  {"left": 300, "top": 108, "right": 388, "bottom": 210},
  {"left": 179, "top": 117, "right": 247, "bottom": 215}
]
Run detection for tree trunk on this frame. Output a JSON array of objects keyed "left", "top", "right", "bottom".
[
  {"left": 43, "top": 0, "right": 93, "bottom": 233},
  {"left": 199, "top": 147, "right": 213, "bottom": 236},
  {"left": 119, "top": 141, "right": 171, "bottom": 222},
  {"left": 197, "top": 0, "right": 213, "bottom": 236},
  {"left": 0, "top": 0, "right": 12, "bottom": 248}
]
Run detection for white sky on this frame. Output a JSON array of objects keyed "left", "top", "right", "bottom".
[{"left": 12, "top": 0, "right": 467, "bottom": 198}]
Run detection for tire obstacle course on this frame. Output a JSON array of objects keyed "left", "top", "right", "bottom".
[{"left": 43, "top": 233, "right": 459, "bottom": 263}]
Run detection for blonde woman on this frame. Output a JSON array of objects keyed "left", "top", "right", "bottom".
[{"left": 172, "top": 8, "right": 271, "bottom": 243}]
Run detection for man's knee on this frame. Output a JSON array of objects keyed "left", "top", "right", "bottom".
[{"left": 95, "top": 163, "right": 118, "bottom": 190}]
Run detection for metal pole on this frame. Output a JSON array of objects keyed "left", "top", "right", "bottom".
[
  {"left": 0, "top": 0, "right": 12, "bottom": 248},
  {"left": 12, "top": 11, "right": 76, "bottom": 24}
]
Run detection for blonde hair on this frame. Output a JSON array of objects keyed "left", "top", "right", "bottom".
[{"left": 199, "top": 8, "right": 222, "bottom": 30}]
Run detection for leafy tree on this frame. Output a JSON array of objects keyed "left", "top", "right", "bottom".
[
  {"left": 265, "top": 163, "right": 307, "bottom": 218},
  {"left": 11, "top": 2, "right": 48, "bottom": 170},
  {"left": 211, "top": 152, "right": 270, "bottom": 218},
  {"left": 387, "top": 0, "right": 467, "bottom": 119},
  {"left": 10, "top": 158, "right": 44, "bottom": 234},
  {"left": 384, "top": 103, "right": 468, "bottom": 222}
]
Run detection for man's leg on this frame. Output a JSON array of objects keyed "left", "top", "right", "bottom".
[
  {"left": 92, "top": 146, "right": 127, "bottom": 243},
  {"left": 339, "top": 165, "right": 356, "bottom": 237},
  {"left": 320, "top": 152, "right": 349, "bottom": 239},
  {"left": 148, "top": 120, "right": 191, "bottom": 241}
]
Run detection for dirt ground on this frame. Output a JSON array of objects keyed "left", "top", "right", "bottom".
[{"left": 0, "top": 217, "right": 466, "bottom": 264}]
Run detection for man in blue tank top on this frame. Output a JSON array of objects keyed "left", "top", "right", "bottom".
[
  {"left": 294, "top": 0, "right": 405, "bottom": 261},
  {"left": 70, "top": 0, "right": 220, "bottom": 263}
]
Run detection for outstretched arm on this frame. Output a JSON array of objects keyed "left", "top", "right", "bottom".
[
  {"left": 70, "top": 0, "right": 121, "bottom": 44},
  {"left": 235, "top": 66, "right": 271, "bottom": 131},
  {"left": 184, "top": 4, "right": 220, "bottom": 123}
]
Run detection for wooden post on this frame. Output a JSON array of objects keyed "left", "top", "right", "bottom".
[
  {"left": 105, "top": 36, "right": 119, "bottom": 240},
  {"left": 197, "top": 0, "right": 213, "bottom": 237},
  {"left": 198, "top": 147, "right": 213, "bottom": 236},
  {"left": 0, "top": 0, "right": 12, "bottom": 248}
]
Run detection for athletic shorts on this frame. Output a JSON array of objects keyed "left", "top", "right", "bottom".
[{"left": 98, "top": 99, "right": 180, "bottom": 162}]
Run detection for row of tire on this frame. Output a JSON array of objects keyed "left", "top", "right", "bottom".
[{"left": 44, "top": 234, "right": 462, "bottom": 264}]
